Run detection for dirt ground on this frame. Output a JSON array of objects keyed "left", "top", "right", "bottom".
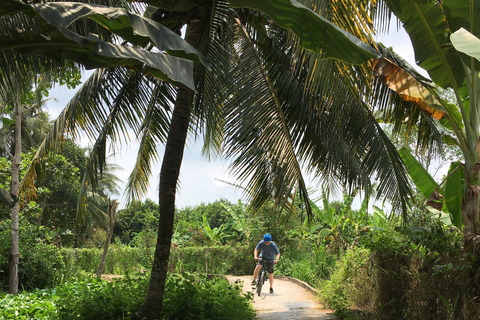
[
  {"left": 227, "top": 275, "right": 338, "bottom": 320},
  {"left": 100, "top": 274, "right": 123, "bottom": 281}
]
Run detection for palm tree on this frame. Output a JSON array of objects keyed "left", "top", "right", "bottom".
[
  {"left": 0, "top": 98, "right": 52, "bottom": 159},
  {"left": 84, "top": 163, "right": 122, "bottom": 278},
  {"left": 0, "top": 0, "right": 207, "bottom": 294},
  {"left": 5, "top": 0, "right": 432, "bottom": 316},
  {"left": 0, "top": 75, "right": 23, "bottom": 294},
  {"left": 0, "top": 75, "right": 64, "bottom": 293},
  {"left": 84, "top": 163, "right": 122, "bottom": 232},
  {"left": 46, "top": 2, "right": 424, "bottom": 317}
]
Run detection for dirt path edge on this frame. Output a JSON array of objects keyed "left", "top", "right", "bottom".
[{"left": 272, "top": 275, "right": 318, "bottom": 296}]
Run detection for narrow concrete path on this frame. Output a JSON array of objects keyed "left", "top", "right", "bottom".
[{"left": 227, "top": 275, "right": 338, "bottom": 320}]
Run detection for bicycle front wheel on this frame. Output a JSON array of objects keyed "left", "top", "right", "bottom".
[{"left": 256, "top": 272, "right": 264, "bottom": 296}]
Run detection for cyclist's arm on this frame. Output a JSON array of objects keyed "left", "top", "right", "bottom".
[
  {"left": 254, "top": 248, "right": 259, "bottom": 260},
  {"left": 274, "top": 253, "right": 280, "bottom": 263}
]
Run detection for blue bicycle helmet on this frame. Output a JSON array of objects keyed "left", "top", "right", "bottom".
[{"left": 263, "top": 233, "right": 272, "bottom": 241}]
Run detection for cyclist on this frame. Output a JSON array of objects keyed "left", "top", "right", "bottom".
[{"left": 251, "top": 233, "right": 280, "bottom": 294}]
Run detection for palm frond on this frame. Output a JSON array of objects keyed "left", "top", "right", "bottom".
[
  {"left": 18, "top": 68, "right": 111, "bottom": 199},
  {"left": 75, "top": 68, "right": 155, "bottom": 226},
  {"left": 191, "top": 0, "right": 235, "bottom": 158},
  {"left": 232, "top": 14, "right": 414, "bottom": 214},
  {"left": 218, "top": 19, "right": 312, "bottom": 216},
  {"left": 124, "top": 80, "right": 175, "bottom": 204}
]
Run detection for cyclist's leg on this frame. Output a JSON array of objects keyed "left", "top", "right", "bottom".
[
  {"left": 252, "top": 263, "right": 262, "bottom": 284},
  {"left": 266, "top": 261, "right": 274, "bottom": 289}
]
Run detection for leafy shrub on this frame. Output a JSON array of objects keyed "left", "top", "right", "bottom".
[
  {"left": 58, "top": 246, "right": 146, "bottom": 277},
  {"left": 275, "top": 246, "right": 337, "bottom": 288},
  {"left": 170, "top": 245, "right": 251, "bottom": 275},
  {"left": 0, "top": 273, "right": 255, "bottom": 320},
  {"left": 0, "top": 218, "right": 66, "bottom": 291},
  {"left": 320, "top": 225, "right": 474, "bottom": 320},
  {"left": 162, "top": 273, "right": 255, "bottom": 320},
  {"left": 0, "top": 288, "right": 59, "bottom": 319},
  {"left": 55, "top": 275, "right": 147, "bottom": 320},
  {"left": 18, "top": 242, "right": 66, "bottom": 290},
  {"left": 83, "top": 228, "right": 108, "bottom": 248},
  {"left": 319, "top": 247, "right": 374, "bottom": 317}
]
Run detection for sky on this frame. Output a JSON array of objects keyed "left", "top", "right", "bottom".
[{"left": 45, "top": 19, "right": 429, "bottom": 211}]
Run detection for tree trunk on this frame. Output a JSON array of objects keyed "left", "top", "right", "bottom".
[
  {"left": 463, "top": 163, "right": 480, "bottom": 251},
  {"left": 461, "top": 162, "right": 480, "bottom": 320},
  {"left": 140, "top": 15, "right": 203, "bottom": 319},
  {"left": 9, "top": 101, "right": 21, "bottom": 294},
  {"left": 96, "top": 199, "right": 118, "bottom": 278},
  {"left": 141, "top": 84, "right": 194, "bottom": 318}
]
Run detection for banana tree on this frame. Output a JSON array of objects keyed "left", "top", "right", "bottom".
[
  {"left": 220, "top": 201, "right": 252, "bottom": 244},
  {"left": 399, "top": 147, "right": 464, "bottom": 228},
  {"left": 1, "top": 0, "right": 204, "bottom": 91},
  {"left": 374, "top": 1, "right": 480, "bottom": 251},
  {"left": 201, "top": 213, "right": 237, "bottom": 245},
  {"left": 311, "top": 192, "right": 355, "bottom": 252}
]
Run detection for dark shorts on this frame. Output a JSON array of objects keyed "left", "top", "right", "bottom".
[{"left": 257, "top": 258, "right": 274, "bottom": 274}]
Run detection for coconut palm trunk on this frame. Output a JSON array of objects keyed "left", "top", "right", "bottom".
[
  {"left": 141, "top": 15, "right": 203, "bottom": 319},
  {"left": 96, "top": 199, "right": 118, "bottom": 278},
  {"left": 9, "top": 99, "right": 21, "bottom": 294}
]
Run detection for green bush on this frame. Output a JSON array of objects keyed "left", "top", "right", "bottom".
[
  {"left": 320, "top": 225, "right": 475, "bottom": 320},
  {"left": 0, "top": 275, "right": 146, "bottom": 320},
  {"left": 18, "top": 242, "right": 67, "bottom": 290},
  {"left": 0, "top": 218, "right": 67, "bottom": 291},
  {"left": 56, "top": 276, "right": 147, "bottom": 320},
  {"left": 162, "top": 273, "right": 255, "bottom": 320},
  {"left": 0, "top": 273, "right": 256, "bottom": 320},
  {"left": 275, "top": 246, "right": 337, "bottom": 288},
  {"left": 0, "top": 288, "right": 59, "bottom": 319},
  {"left": 58, "top": 246, "right": 147, "bottom": 277},
  {"left": 319, "top": 247, "right": 374, "bottom": 318},
  {"left": 170, "top": 245, "right": 252, "bottom": 275}
]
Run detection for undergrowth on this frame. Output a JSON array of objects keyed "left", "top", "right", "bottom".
[{"left": 0, "top": 272, "right": 255, "bottom": 320}]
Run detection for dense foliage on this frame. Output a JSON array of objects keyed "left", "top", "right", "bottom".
[
  {"left": 1, "top": 182, "right": 475, "bottom": 320},
  {"left": 0, "top": 140, "right": 87, "bottom": 233},
  {"left": 0, "top": 273, "right": 255, "bottom": 320},
  {"left": 114, "top": 199, "right": 159, "bottom": 245}
]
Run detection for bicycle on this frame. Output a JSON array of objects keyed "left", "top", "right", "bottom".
[{"left": 255, "top": 258, "right": 271, "bottom": 296}]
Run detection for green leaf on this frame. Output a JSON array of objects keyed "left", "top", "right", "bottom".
[
  {"left": 398, "top": 147, "right": 438, "bottom": 199},
  {"left": 31, "top": 2, "right": 209, "bottom": 67},
  {"left": 372, "top": 205, "right": 386, "bottom": 228},
  {"left": 317, "top": 228, "right": 332, "bottom": 243},
  {"left": 1, "top": 117, "right": 14, "bottom": 128},
  {"left": 451, "top": 28, "right": 480, "bottom": 62},
  {"left": 225, "top": 0, "right": 379, "bottom": 64},
  {"left": 427, "top": 207, "right": 453, "bottom": 226},
  {"left": 387, "top": 0, "right": 464, "bottom": 89},
  {"left": 440, "top": 102, "right": 464, "bottom": 132},
  {"left": 1, "top": 0, "right": 203, "bottom": 90},
  {"left": 442, "top": 134, "right": 459, "bottom": 146},
  {"left": 443, "top": 0, "right": 480, "bottom": 38},
  {"left": 444, "top": 161, "right": 464, "bottom": 229}
]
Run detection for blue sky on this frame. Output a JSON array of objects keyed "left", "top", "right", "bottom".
[{"left": 46, "top": 20, "right": 426, "bottom": 210}]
